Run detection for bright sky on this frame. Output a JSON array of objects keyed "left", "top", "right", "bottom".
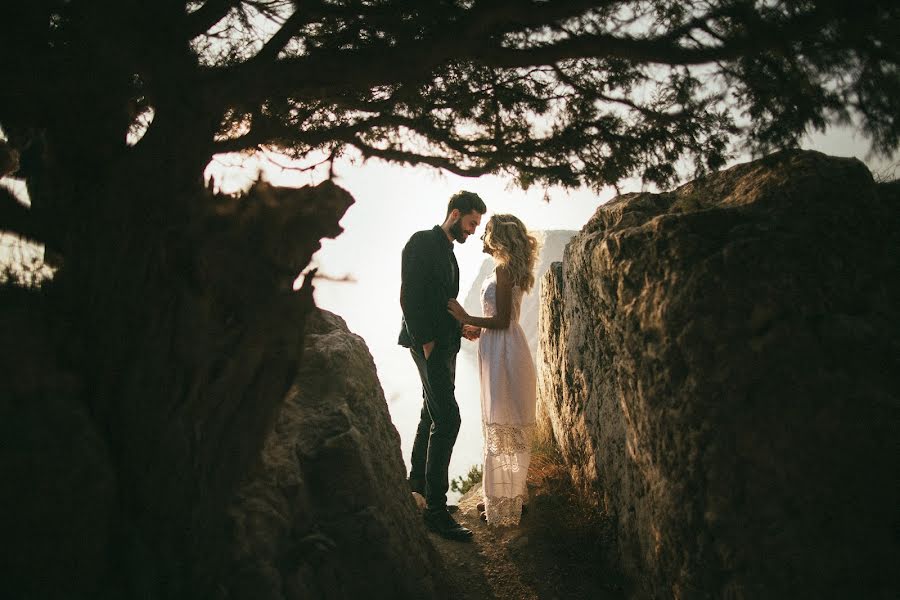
[
  {"left": 311, "top": 162, "right": 611, "bottom": 484},
  {"left": 206, "top": 152, "right": 611, "bottom": 484}
]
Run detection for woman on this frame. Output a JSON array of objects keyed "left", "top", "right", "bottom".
[{"left": 447, "top": 214, "right": 539, "bottom": 527}]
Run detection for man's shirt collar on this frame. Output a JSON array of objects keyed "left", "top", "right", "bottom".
[{"left": 433, "top": 225, "right": 453, "bottom": 250}]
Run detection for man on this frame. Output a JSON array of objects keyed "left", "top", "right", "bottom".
[{"left": 399, "top": 190, "right": 486, "bottom": 541}]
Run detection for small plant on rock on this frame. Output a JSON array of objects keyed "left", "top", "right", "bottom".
[{"left": 450, "top": 464, "right": 483, "bottom": 495}]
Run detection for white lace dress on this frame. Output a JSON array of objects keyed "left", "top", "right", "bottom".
[{"left": 478, "top": 272, "right": 537, "bottom": 526}]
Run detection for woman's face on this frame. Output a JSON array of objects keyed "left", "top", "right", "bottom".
[{"left": 481, "top": 225, "right": 495, "bottom": 255}]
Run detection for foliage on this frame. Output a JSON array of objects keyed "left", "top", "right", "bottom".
[
  {"left": 450, "top": 463, "right": 483, "bottom": 495},
  {"left": 872, "top": 160, "right": 899, "bottom": 184},
  {"left": 0, "top": 256, "right": 53, "bottom": 290},
  {"left": 2, "top": 3, "right": 898, "bottom": 252}
]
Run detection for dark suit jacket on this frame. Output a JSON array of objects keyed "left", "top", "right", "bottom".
[{"left": 398, "top": 225, "right": 462, "bottom": 352}]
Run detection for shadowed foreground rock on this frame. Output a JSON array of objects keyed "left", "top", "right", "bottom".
[
  {"left": 226, "top": 308, "right": 447, "bottom": 599},
  {"left": 1, "top": 180, "right": 446, "bottom": 599},
  {"left": 538, "top": 150, "right": 899, "bottom": 598}
]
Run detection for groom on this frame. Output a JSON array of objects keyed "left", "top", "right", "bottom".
[{"left": 399, "top": 190, "right": 486, "bottom": 541}]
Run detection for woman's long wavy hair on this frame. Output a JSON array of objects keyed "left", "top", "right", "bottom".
[{"left": 482, "top": 214, "right": 540, "bottom": 292}]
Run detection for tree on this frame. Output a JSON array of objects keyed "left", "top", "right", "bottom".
[{"left": 0, "top": 1, "right": 897, "bottom": 598}]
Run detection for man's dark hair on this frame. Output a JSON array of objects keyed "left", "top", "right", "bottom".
[{"left": 446, "top": 190, "right": 486, "bottom": 217}]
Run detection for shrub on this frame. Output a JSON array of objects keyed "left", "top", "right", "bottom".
[{"left": 449, "top": 464, "right": 482, "bottom": 495}]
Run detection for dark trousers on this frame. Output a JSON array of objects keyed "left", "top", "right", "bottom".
[{"left": 408, "top": 344, "right": 460, "bottom": 512}]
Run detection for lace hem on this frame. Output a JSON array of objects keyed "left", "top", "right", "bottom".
[
  {"left": 483, "top": 422, "right": 535, "bottom": 456},
  {"left": 484, "top": 494, "right": 527, "bottom": 527}
]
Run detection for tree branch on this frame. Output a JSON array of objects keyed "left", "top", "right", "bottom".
[
  {"left": 461, "top": 0, "right": 612, "bottom": 37},
  {"left": 184, "top": 0, "right": 241, "bottom": 39},
  {"left": 204, "top": 2, "right": 835, "bottom": 109},
  {"left": 252, "top": 9, "right": 308, "bottom": 63},
  {"left": 211, "top": 115, "right": 397, "bottom": 154},
  {"left": 346, "top": 137, "right": 497, "bottom": 178},
  {"left": 551, "top": 64, "right": 690, "bottom": 124}
]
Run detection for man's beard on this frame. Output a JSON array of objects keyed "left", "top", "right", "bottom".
[{"left": 449, "top": 219, "right": 466, "bottom": 243}]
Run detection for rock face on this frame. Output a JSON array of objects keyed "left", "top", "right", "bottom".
[
  {"left": 538, "top": 151, "right": 899, "bottom": 598},
  {"left": 225, "top": 308, "right": 447, "bottom": 599},
  {"left": 463, "top": 229, "right": 576, "bottom": 357}
]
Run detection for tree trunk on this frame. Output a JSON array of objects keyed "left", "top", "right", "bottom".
[
  {"left": 3, "top": 127, "right": 353, "bottom": 596},
  {"left": 90, "top": 173, "right": 351, "bottom": 598}
]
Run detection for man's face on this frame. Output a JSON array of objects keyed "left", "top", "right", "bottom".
[{"left": 449, "top": 209, "right": 483, "bottom": 243}]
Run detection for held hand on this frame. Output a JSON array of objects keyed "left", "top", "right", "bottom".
[
  {"left": 422, "top": 340, "right": 435, "bottom": 360},
  {"left": 447, "top": 298, "right": 469, "bottom": 323},
  {"left": 462, "top": 325, "right": 481, "bottom": 341}
]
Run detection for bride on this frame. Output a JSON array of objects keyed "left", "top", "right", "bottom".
[{"left": 447, "top": 214, "right": 539, "bottom": 527}]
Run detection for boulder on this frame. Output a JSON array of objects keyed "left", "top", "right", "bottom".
[
  {"left": 538, "top": 150, "right": 899, "bottom": 598},
  {"left": 225, "top": 308, "right": 448, "bottom": 599}
]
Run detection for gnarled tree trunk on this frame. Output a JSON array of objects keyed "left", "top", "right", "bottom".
[{"left": 2, "top": 97, "right": 353, "bottom": 596}]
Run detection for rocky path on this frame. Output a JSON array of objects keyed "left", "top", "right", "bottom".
[{"left": 422, "top": 452, "right": 627, "bottom": 600}]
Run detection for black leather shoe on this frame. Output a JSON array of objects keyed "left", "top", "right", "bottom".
[{"left": 424, "top": 509, "right": 473, "bottom": 541}]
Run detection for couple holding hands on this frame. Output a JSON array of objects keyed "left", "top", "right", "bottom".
[{"left": 398, "top": 191, "right": 538, "bottom": 541}]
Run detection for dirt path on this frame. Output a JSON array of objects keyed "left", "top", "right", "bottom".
[{"left": 423, "top": 452, "right": 628, "bottom": 600}]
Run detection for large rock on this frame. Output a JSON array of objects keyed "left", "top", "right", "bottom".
[
  {"left": 538, "top": 150, "right": 899, "bottom": 598},
  {"left": 225, "top": 308, "right": 448, "bottom": 599}
]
